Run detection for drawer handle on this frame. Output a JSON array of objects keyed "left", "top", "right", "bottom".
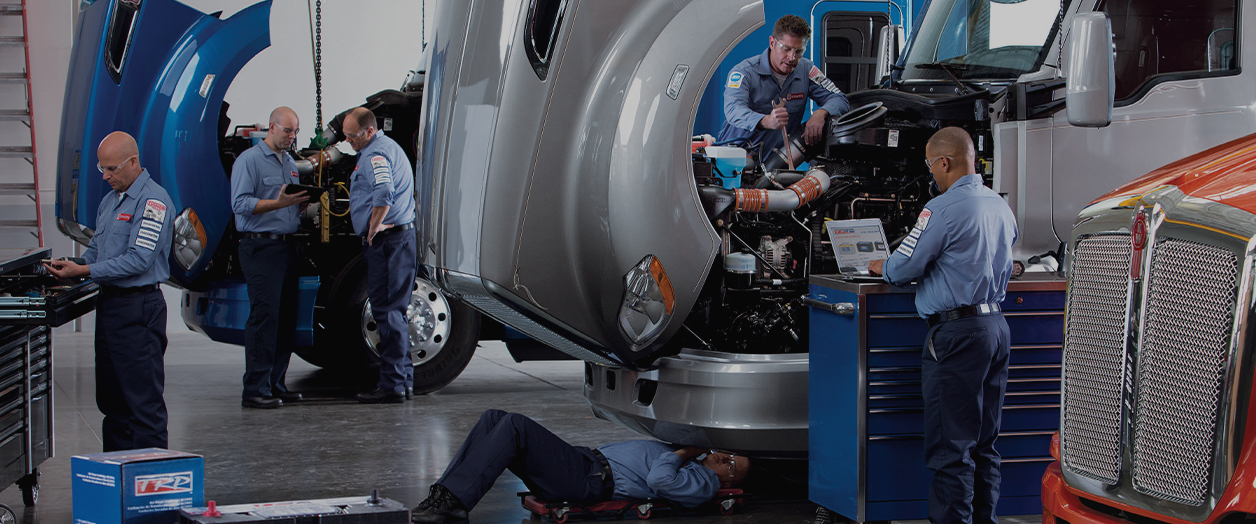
[{"left": 801, "top": 297, "right": 855, "bottom": 315}]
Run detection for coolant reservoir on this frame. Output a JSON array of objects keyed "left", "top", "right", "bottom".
[
  {"left": 706, "top": 146, "right": 747, "bottom": 189},
  {"left": 724, "top": 252, "right": 756, "bottom": 289}
]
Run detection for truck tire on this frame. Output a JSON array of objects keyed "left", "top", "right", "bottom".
[
  {"left": 304, "top": 261, "right": 479, "bottom": 394},
  {"left": 362, "top": 278, "right": 480, "bottom": 394}
]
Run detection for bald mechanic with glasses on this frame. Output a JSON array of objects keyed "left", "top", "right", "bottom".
[
  {"left": 869, "top": 127, "right": 1017, "bottom": 524},
  {"left": 716, "top": 14, "right": 850, "bottom": 163},
  {"left": 410, "top": 409, "right": 750, "bottom": 524},
  {"left": 45, "top": 131, "right": 175, "bottom": 451}
]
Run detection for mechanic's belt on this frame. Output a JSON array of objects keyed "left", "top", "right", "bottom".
[
  {"left": 242, "top": 232, "right": 292, "bottom": 241},
  {"left": 592, "top": 449, "right": 615, "bottom": 500},
  {"left": 926, "top": 302, "right": 1001, "bottom": 328},
  {"left": 99, "top": 284, "right": 160, "bottom": 297},
  {"left": 363, "top": 223, "right": 414, "bottom": 240}
]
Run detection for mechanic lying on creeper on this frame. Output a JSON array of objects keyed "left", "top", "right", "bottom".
[{"left": 411, "top": 409, "right": 751, "bottom": 523}]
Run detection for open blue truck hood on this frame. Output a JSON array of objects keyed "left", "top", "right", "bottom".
[{"left": 56, "top": 0, "right": 271, "bottom": 287}]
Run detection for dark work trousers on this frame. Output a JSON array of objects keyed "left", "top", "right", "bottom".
[
  {"left": 922, "top": 313, "right": 1010, "bottom": 524},
  {"left": 437, "top": 409, "right": 606, "bottom": 510},
  {"left": 239, "top": 237, "right": 299, "bottom": 398},
  {"left": 365, "top": 230, "right": 416, "bottom": 393},
  {"left": 95, "top": 289, "right": 168, "bottom": 451}
]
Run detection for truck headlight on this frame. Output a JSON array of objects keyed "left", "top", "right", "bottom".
[
  {"left": 618, "top": 255, "right": 675, "bottom": 351},
  {"left": 172, "top": 208, "right": 207, "bottom": 271}
]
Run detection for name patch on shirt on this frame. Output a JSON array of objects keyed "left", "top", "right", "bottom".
[
  {"left": 786, "top": 92, "right": 805, "bottom": 101},
  {"left": 143, "top": 199, "right": 167, "bottom": 222},
  {"left": 726, "top": 71, "right": 743, "bottom": 89},
  {"left": 371, "top": 156, "right": 391, "bottom": 186},
  {"left": 117, "top": 213, "right": 132, "bottom": 221},
  {"left": 290, "top": 170, "right": 299, "bottom": 179}
]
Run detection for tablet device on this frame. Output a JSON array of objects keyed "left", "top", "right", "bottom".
[{"left": 283, "top": 183, "right": 326, "bottom": 199}]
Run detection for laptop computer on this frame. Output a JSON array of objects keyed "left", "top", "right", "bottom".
[{"left": 825, "top": 218, "right": 890, "bottom": 279}]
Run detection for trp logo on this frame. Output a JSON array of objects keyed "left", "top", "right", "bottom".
[{"left": 134, "top": 471, "right": 193, "bottom": 496}]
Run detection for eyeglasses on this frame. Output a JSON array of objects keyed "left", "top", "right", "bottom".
[
  {"left": 925, "top": 155, "right": 949, "bottom": 169},
  {"left": 773, "top": 40, "right": 806, "bottom": 58},
  {"left": 726, "top": 454, "right": 738, "bottom": 480},
  {"left": 97, "top": 155, "right": 135, "bottom": 174},
  {"left": 344, "top": 127, "right": 369, "bottom": 140},
  {"left": 271, "top": 122, "right": 299, "bottom": 135}
]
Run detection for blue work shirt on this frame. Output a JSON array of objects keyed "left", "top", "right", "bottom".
[
  {"left": 349, "top": 132, "right": 415, "bottom": 236},
  {"left": 882, "top": 174, "right": 1018, "bottom": 317},
  {"left": 716, "top": 47, "right": 850, "bottom": 160},
  {"left": 230, "top": 142, "right": 302, "bottom": 234},
  {"left": 598, "top": 440, "right": 719, "bottom": 507},
  {"left": 83, "top": 168, "right": 174, "bottom": 287}
]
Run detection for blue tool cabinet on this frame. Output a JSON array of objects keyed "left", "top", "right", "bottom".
[{"left": 807, "top": 274, "right": 1065, "bottom": 522}]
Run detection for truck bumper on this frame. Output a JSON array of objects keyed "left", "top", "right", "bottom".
[
  {"left": 1041, "top": 461, "right": 1192, "bottom": 524},
  {"left": 583, "top": 349, "right": 809, "bottom": 457},
  {"left": 181, "top": 277, "right": 320, "bottom": 347}
]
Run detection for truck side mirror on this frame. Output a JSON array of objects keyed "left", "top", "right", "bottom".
[
  {"left": 1065, "top": 12, "right": 1115, "bottom": 127},
  {"left": 874, "top": 25, "right": 904, "bottom": 85}
]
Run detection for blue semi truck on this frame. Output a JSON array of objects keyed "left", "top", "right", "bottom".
[{"left": 55, "top": 0, "right": 915, "bottom": 392}]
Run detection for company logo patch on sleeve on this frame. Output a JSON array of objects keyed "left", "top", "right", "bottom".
[
  {"left": 727, "top": 71, "right": 744, "bottom": 89},
  {"left": 135, "top": 237, "right": 157, "bottom": 250},
  {"left": 808, "top": 65, "right": 844, "bottom": 94},
  {"left": 140, "top": 219, "right": 162, "bottom": 233},
  {"left": 902, "top": 234, "right": 918, "bottom": 248},
  {"left": 143, "top": 199, "right": 166, "bottom": 222},
  {"left": 914, "top": 209, "right": 932, "bottom": 231},
  {"left": 896, "top": 244, "right": 915, "bottom": 257},
  {"left": 371, "top": 156, "right": 391, "bottom": 186}
]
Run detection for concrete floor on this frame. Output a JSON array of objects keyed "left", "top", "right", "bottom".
[
  {"left": 0, "top": 330, "right": 1044, "bottom": 524},
  {"left": 0, "top": 331, "right": 827, "bottom": 523}
]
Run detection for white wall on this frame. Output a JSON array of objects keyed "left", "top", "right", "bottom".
[{"left": 16, "top": 0, "right": 436, "bottom": 332}]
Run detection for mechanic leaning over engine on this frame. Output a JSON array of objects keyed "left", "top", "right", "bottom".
[
  {"left": 230, "top": 106, "right": 310, "bottom": 410},
  {"left": 342, "top": 107, "right": 417, "bottom": 404},
  {"left": 868, "top": 127, "right": 1018, "bottom": 524},
  {"left": 716, "top": 14, "right": 850, "bottom": 164}
]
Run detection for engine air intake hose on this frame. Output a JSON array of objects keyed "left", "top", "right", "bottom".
[{"left": 733, "top": 168, "right": 830, "bottom": 213}]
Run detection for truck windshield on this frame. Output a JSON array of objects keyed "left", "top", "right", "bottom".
[{"left": 899, "top": 0, "right": 1067, "bottom": 81}]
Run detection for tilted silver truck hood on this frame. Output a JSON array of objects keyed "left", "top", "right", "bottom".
[{"left": 418, "top": 0, "right": 763, "bottom": 368}]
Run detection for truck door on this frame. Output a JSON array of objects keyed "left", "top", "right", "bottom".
[{"left": 1043, "top": 0, "right": 1248, "bottom": 249}]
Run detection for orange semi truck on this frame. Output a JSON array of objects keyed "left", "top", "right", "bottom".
[{"left": 1044, "top": 131, "right": 1256, "bottom": 523}]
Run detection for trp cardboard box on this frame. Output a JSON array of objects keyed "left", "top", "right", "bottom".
[{"left": 72, "top": 448, "right": 204, "bottom": 524}]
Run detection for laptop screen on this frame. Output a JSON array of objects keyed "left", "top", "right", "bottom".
[{"left": 825, "top": 218, "right": 890, "bottom": 276}]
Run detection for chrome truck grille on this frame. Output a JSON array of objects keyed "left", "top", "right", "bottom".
[
  {"left": 1132, "top": 238, "right": 1237, "bottom": 505},
  {"left": 1063, "top": 229, "right": 1241, "bottom": 508},
  {"left": 1061, "top": 234, "right": 1130, "bottom": 484}
]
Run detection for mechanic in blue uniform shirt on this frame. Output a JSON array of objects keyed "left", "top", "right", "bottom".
[
  {"left": 342, "top": 107, "right": 416, "bottom": 404},
  {"left": 46, "top": 131, "right": 174, "bottom": 451},
  {"left": 869, "top": 127, "right": 1017, "bottom": 524},
  {"left": 230, "top": 107, "right": 310, "bottom": 410},
  {"left": 716, "top": 14, "right": 850, "bottom": 163},
  {"left": 410, "top": 409, "right": 750, "bottom": 524}
]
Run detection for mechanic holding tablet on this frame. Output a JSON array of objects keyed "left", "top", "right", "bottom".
[{"left": 229, "top": 106, "right": 310, "bottom": 410}]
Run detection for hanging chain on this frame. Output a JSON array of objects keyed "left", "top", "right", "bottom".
[{"left": 314, "top": 0, "right": 323, "bottom": 131}]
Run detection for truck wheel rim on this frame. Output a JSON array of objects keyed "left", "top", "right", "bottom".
[{"left": 361, "top": 278, "right": 453, "bottom": 366}]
